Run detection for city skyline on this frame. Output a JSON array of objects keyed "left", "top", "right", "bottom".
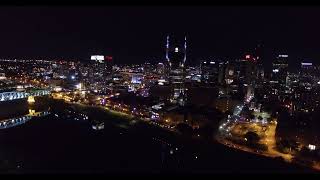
[
  {"left": 1, "top": 7, "right": 320, "bottom": 69},
  {"left": 2, "top": 6, "right": 320, "bottom": 173}
]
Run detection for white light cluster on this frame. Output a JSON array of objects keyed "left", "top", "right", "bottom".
[
  {"left": 308, "top": 144, "right": 316, "bottom": 151},
  {"left": 91, "top": 55, "right": 104, "bottom": 61},
  {"left": 301, "top": 62, "right": 312, "bottom": 66}
]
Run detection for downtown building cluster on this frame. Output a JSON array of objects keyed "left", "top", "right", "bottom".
[{"left": 1, "top": 36, "right": 320, "bottom": 156}]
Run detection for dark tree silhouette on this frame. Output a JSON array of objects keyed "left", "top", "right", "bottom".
[{"left": 245, "top": 131, "right": 260, "bottom": 145}]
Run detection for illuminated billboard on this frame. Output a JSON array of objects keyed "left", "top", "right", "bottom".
[
  {"left": 91, "top": 55, "right": 104, "bottom": 61},
  {"left": 301, "top": 62, "right": 312, "bottom": 66}
]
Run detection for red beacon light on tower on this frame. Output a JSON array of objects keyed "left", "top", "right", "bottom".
[{"left": 105, "top": 56, "right": 113, "bottom": 61}]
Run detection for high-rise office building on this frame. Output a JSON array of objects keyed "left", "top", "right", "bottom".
[
  {"left": 238, "top": 54, "right": 258, "bottom": 101},
  {"left": 269, "top": 54, "right": 289, "bottom": 99},
  {"left": 144, "top": 62, "right": 153, "bottom": 75},
  {"left": 165, "top": 35, "right": 187, "bottom": 106},
  {"left": 271, "top": 54, "right": 289, "bottom": 85},
  {"left": 224, "top": 61, "right": 237, "bottom": 85},
  {"left": 157, "top": 62, "right": 165, "bottom": 75},
  {"left": 105, "top": 56, "right": 114, "bottom": 76},
  {"left": 299, "top": 62, "right": 315, "bottom": 89},
  {"left": 256, "top": 64, "right": 265, "bottom": 82},
  {"left": 239, "top": 54, "right": 258, "bottom": 86},
  {"left": 254, "top": 44, "right": 265, "bottom": 83},
  {"left": 301, "top": 62, "right": 314, "bottom": 77},
  {"left": 200, "top": 60, "right": 219, "bottom": 85},
  {"left": 218, "top": 61, "right": 226, "bottom": 85},
  {"left": 90, "top": 55, "right": 113, "bottom": 78}
]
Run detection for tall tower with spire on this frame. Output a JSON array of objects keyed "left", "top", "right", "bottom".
[{"left": 165, "top": 35, "right": 187, "bottom": 106}]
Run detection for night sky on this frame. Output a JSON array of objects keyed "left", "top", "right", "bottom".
[{"left": 1, "top": 6, "right": 320, "bottom": 69}]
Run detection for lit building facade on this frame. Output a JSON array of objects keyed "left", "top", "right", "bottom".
[
  {"left": 165, "top": 35, "right": 187, "bottom": 106},
  {"left": 238, "top": 54, "right": 258, "bottom": 102},
  {"left": 271, "top": 54, "right": 289, "bottom": 98},
  {"left": 200, "top": 60, "right": 219, "bottom": 85},
  {"left": 157, "top": 62, "right": 166, "bottom": 76},
  {"left": 271, "top": 55, "right": 289, "bottom": 85}
]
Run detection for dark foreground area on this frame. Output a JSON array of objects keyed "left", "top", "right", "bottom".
[{"left": 0, "top": 99, "right": 316, "bottom": 173}]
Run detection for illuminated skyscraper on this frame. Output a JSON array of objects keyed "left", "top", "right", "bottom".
[
  {"left": 238, "top": 54, "right": 258, "bottom": 102},
  {"left": 239, "top": 54, "right": 258, "bottom": 85},
  {"left": 254, "top": 44, "right": 265, "bottom": 83},
  {"left": 200, "top": 60, "right": 219, "bottom": 85},
  {"left": 271, "top": 55, "right": 289, "bottom": 85},
  {"left": 105, "top": 56, "right": 114, "bottom": 76},
  {"left": 300, "top": 62, "right": 314, "bottom": 86},
  {"left": 165, "top": 35, "right": 187, "bottom": 106},
  {"left": 270, "top": 54, "right": 289, "bottom": 98},
  {"left": 224, "top": 62, "right": 236, "bottom": 85},
  {"left": 301, "top": 62, "right": 314, "bottom": 77},
  {"left": 157, "top": 62, "right": 165, "bottom": 75}
]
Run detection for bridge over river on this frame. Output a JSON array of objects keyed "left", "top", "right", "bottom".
[
  {"left": 0, "top": 89, "right": 50, "bottom": 102},
  {"left": 0, "top": 110, "right": 50, "bottom": 129}
]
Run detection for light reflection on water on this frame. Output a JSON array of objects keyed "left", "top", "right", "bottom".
[
  {"left": 0, "top": 110, "right": 50, "bottom": 129},
  {"left": 0, "top": 97, "right": 51, "bottom": 129}
]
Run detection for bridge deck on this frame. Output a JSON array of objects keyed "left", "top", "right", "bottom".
[
  {"left": 0, "top": 111, "right": 50, "bottom": 129},
  {"left": 0, "top": 90, "right": 50, "bottom": 102}
]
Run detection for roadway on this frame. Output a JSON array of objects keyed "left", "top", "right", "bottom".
[{"left": 215, "top": 102, "right": 320, "bottom": 171}]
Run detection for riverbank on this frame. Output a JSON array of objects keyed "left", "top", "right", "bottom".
[
  {"left": 0, "top": 97, "right": 315, "bottom": 173},
  {"left": 52, "top": 98, "right": 316, "bottom": 173}
]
